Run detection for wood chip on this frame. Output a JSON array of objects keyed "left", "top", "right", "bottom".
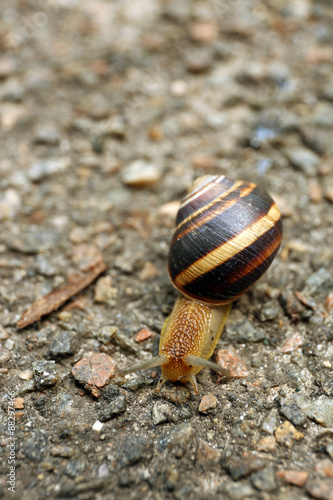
[{"left": 17, "top": 260, "right": 107, "bottom": 329}]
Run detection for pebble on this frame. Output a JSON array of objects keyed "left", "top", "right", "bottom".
[
  {"left": 276, "top": 469, "right": 308, "bottom": 487},
  {"left": 121, "top": 160, "right": 162, "bottom": 187},
  {"left": 112, "top": 331, "right": 138, "bottom": 355},
  {"left": 257, "top": 436, "right": 276, "bottom": 452},
  {"left": 257, "top": 300, "right": 281, "bottom": 322},
  {"left": 284, "top": 147, "right": 320, "bottom": 176},
  {"left": 50, "top": 445, "right": 74, "bottom": 458},
  {"left": 33, "top": 125, "right": 60, "bottom": 145},
  {"left": 117, "top": 436, "right": 154, "bottom": 467},
  {"left": 72, "top": 352, "right": 117, "bottom": 397},
  {"left": 226, "top": 312, "right": 265, "bottom": 343},
  {"left": 98, "top": 463, "right": 109, "bottom": 479},
  {"left": 64, "top": 458, "right": 86, "bottom": 478},
  {"left": 279, "top": 395, "right": 309, "bottom": 426},
  {"left": 314, "top": 103, "right": 333, "bottom": 128},
  {"left": 195, "top": 439, "right": 222, "bottom": 468},
  {"left": 306, "top": 479, "right": 333, "bottom": 500},
  {"left": 222, "top": 481, "right": 256, "bottom": 499},
  {"left": 185, "top": 49, "right": 213, "bottom": 73},
  {"left": 34, "top": 254, "right": 57, "bottom": 276},
  {"left": 97, "top": 325, "right": 118, "bottom": 344},
  {"left": 0, "top": 57, "right": 17, "bottom": 78},
  {"left": 135, "top": 328, "right": 154, "bottom": 343},
  {"left": 49, "top": 331, "right": 74, "bottom": 357},
  {"left": 280, "top": 332, "right": 304, "bottom": 353},
  {"left": 4, "top": 338, "right": 14, "bottom": 350},
  {"left": 21, "top": 430, "right": 47, "bottom": 461},
  {"left": 28, "top": 158, "right": 69, "bottom": 181},
  {"left": 32, "top": 360, "right": 58, "bottom": 390},
  {"left": 215, "top": 349, "right": 249, "bottom": 379},
  {"left": 152, "top": 401, "right": 172, "bottom": 425},
  {"left": 94, "top": 276, "right": 118, "bottom": 303},
  {"left": 0, "top": 189, "right": 21, "bottom": 221},
  {"left": 158, "top": 423, "right": 194, "bottom": 452},
  {"left": 275, "top": 421, "right": 304, "bottom": 448},
  {"left": 227, "top": 453, "right": 267, "bottom": 480},
  {"left": 315, "top": 459, "right": 333, "bottom": 478},
  {"left": 92, "top": 420, "right": 104, "bottom": 432},
  {"left": 14, "top": 397, "right": 25, "bottom": 409},
  {"left": 305, "top": 268, "right": 332, "bottom": 295},
  {"left": 0, "top": 326, "right": 8, "bottom": 340},
  {"left": 17, "top": 369, "right": 34, "bottom": 381},
  {"left": 198, "top": 394, "right": 218, "bottom": 413},
  {"left": 6, "top": 226, "right": 61, "bottom": 254},
  {"left": 191, "top": 154, "right": 217, "bottom": 170},
  {"left": 250, "top": 466, "right": 276, "bottom": 491},
  {"left": 188, "top": 20, "right": 219, "bottom": 43},
  {"left": 99, "top": 395, "right": 127, "bottom": 421},
  {"left": 306, "top": 398, "right": 333, "bottom": 428}
]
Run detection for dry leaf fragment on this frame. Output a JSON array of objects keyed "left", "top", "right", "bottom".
[{"left": 17, "top": 260, "right": 107, "bottom": 329}]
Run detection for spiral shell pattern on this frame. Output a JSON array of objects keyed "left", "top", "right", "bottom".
[{"left": 168, "top": 175, "right": 283, "bottom": 305}]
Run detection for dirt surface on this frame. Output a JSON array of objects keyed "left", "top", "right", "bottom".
[{"left": 1, "top": 1, "right": 333, "bottom": 499}]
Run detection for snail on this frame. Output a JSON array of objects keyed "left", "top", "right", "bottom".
[{"left": 122, "top": 175, "right": 282, "bottom": 393}]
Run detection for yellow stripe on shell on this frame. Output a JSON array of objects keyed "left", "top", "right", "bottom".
[
  {"left": 174, "top": 203, "right": 281, "bottom": 288},
  {"left": 175, "top": 181, "right": 256, "bottom": 240}
]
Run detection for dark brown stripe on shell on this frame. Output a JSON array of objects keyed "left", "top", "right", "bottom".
[
  {"left": 169, "top": 186, "right": 276, "bottom": 280},
  {"left": 176, "top": 222, "right": 282, "bottom": 304}
]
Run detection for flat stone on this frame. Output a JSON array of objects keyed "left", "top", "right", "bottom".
[{"left": 72, "top": 352, "right": 117, "bottom": 397}]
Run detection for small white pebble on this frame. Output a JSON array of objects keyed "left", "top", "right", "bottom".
[
  {"left": 92, "top": 420, "right": 104, "bottom": 432},
  {"left": 323, "top": 360, "right": 332, "bottom": 368}
]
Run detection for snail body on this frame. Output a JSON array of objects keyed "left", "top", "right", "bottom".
[{"left": 123, "top": 175, "right": 282, "bottom": 392}]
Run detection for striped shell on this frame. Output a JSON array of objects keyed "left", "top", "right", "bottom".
[{"left": 168, "top": 175, "right": 283, "bottom": 305}]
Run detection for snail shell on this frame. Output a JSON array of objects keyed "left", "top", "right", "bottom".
[
  {"left": 121, "top": 175, "right": 282, "bottom": 393},
  {"left": 168, "top": 175, "right": 282, "bottom": 305}
]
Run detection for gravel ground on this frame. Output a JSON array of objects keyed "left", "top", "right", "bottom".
[{"left": 1, "top": 1, "right": 333, "bottom": 499}]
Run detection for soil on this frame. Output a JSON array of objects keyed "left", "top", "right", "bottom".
[{"left": 0, "top": 1, "right": 333, "bottom": 499}]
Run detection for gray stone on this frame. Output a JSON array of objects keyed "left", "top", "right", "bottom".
[
  {"left": 64, "top": 458, "right": 86, "bottom": 478},
  {"left": 21, "top": 430, "right": 47, "bottom": 461},
  {"left": 222, "top": 480, "right": 256, "bottom": 499},
  {"left": 28, "top": 158, "right": 69, "bottom": 181},
  {"left": 152, "top": 401, "right": 172, "bottom": 425},
  {"left": 306, "top": 398, "right": 333, "bottom": 427},
  {"left": 158, "top": 423, "right": 194, "bottom": 452},
  {"left": 32, "top": 360, "right": 58, "bottom": 390},
  {"left": 280, "top": 395, "right": 309, "bottom": 426},
  {"left": 305, "top": 268, "right": 333, "bottom": 296},
  {"left": 228, "top": 454, "right": 267, "bottom": 480},
  {"left": 257, "top": 300, "right": 281, "bottom": 322},
  {"left": 284, "top": 147, "right": 320, "bottom": 176},
  {"left": 99, "top": 395, "right": 127, "bottom": 421},
  {"left": 226, "top": 313, "right": 265, "bottom": 343},
  {"left": 49, "top": 331, "right": 74, "bottom": 357},
  {"left": 250, "top": 466, "right": 276, "bottom": 491}
]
